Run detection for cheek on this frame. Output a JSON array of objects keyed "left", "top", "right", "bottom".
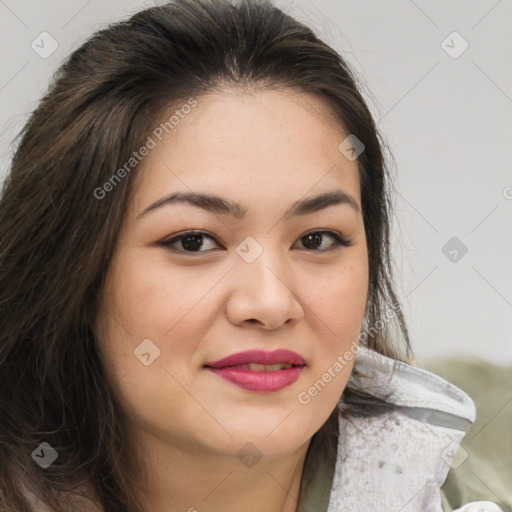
[
  {"left": 302, "top": 256, "right": 368, "bottom": 391},
  {"left": 311, "top": 260, "right": 368, "bottom": 337},
  {"left": 104, "top": 249, "right": 206, "bottom": 339},
  {"left": 97, "top": 249, "right": 223, "bottom": 383},
  {"left": 296, "top": 272, "right": 367, "bottom": 415}
]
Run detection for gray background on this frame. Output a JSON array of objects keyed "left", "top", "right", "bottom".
[{"left": 0, "top": 0, "right": 511, "bottom": 363}]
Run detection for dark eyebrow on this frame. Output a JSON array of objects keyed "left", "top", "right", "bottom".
[{"left": 136, "top": 189, "right": 361, "bottom": 220}]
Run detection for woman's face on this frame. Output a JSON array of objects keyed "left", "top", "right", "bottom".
[{"left": 95, "top": 88, "right": 369, "bottom": 463}]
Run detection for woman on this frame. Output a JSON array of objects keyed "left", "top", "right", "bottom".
[{"left": 0, "top": 1, "right": 505, "bottom": 511}]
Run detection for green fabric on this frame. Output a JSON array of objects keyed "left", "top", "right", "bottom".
[
  {"left": 416, "top": 357, "right": 512, "bottom": 512},
  {"left": 297, "top": 411, "right": 337, "bottom": 512}
]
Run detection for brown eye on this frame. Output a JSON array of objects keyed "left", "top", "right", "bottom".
[
  {"left": 294, "top": 230, "right": 353, "bottom": 252},
  {"left": 159, "top": 231, "right": 221, "bottom": 254}
]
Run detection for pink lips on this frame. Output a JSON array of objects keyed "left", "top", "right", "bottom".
[
  {"left": 205, "top": 349, "right": 306, "bottom": 368},
  {"left": 204, "top": 349, "right": 306, "bottom": 393}
]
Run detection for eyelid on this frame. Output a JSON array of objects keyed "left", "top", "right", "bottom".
[{"left": 157, "top": 229, "right": 354, "bottom": 255}]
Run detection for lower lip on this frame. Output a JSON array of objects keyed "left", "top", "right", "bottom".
[{"left": 206, "top": 366, "right": 305, "bottom": 393}]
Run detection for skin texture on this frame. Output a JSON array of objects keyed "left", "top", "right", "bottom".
[{"left": 94, "top": 88, "right": 369, "bottom": 512}]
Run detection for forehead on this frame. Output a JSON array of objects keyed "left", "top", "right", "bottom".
[{"left": 129, "top": 88, "right": 362, "bottom": 216}]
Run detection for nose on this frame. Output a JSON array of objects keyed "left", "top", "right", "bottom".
[{"left": 225, "top": 246, "right": 305, "bottom": 329}]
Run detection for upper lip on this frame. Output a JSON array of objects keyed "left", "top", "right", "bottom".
[{"left": 205, "top": 349, "right": 306, "bottom": 368}]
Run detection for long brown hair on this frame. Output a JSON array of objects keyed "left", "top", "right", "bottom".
[{"left": 0, "top": 0, "right": 412, "bottom": 510}]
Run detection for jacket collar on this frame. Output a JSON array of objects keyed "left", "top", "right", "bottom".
[{"left": 325, "top": 346, "right": 476, "bottom": 511}]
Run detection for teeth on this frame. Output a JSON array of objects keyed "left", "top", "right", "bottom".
[{"left": 247, "top": 363, "right": 293, "bottom": 372}]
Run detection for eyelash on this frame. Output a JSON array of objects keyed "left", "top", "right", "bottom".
[{"left": 157, "top": 230, "right": 354, "bottom": 255}]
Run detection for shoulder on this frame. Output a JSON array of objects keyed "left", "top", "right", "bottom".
[{"left": 419, "top": 357, "right": 512, "bottom": 511}]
